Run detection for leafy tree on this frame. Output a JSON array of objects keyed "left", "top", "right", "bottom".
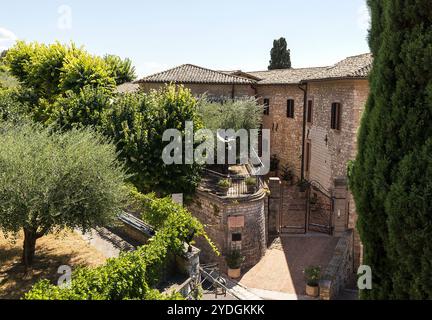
[
  {"left": 196, "top": 96, "right": 263, "bottom": 132},
  {"left": 24, "top": 188, "right": 216, "bottom": 300},
  {"left": 104, "top": 54, "right": 137, "bottom": 85},
  {"left": 103, "top": 85, "right": 203, "bottom": 197},
  {"left": 0, "top": 89, "right": 30, "bottom": 123},
  {"left": 4, "top": 41, "right": 117, "bottom": 101},
  {"left": 350, "top": 0, "right": 432, "bottom": 299},
  {"left": 268, "top": 37, "right": 292, "bottom": 70},
  {"left": 0, "top": 122, "right": 128, "bottom": 268},
  {"left": 59, "top": 50, "right": 116, "bottom": 94},
  {"left": 48, "top": 86, "right": 113, "bottom": 129}
]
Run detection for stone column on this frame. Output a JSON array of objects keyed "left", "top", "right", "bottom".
[
  {"left": 176, "top": 244, "right": 201, "bottom": 279},
  {"left": 268, "top": 177, "right": 281, "bottom": 236},
  {"left": 333, "top": 178, "right": 348, "bottom": 237}
]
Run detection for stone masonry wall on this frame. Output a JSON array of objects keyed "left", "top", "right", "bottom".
[
  {"left": 307, "top": 79, "right": 369, "bottom": 269},
  {"left": 187, "top": 190, "right": 267, "bottom": 272},
  {"left": 256, "top": 85, "right": 305, "bottom": 178},
  {"left": 319, "top": 230, "right": 354, "bottom": 300},
  {"left": 139, "top": 82, "right": 256, "bottom": 99}
]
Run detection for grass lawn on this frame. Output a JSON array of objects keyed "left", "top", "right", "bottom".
[{"left": 0, "top": 230, "right": 107, "bottom": 299}]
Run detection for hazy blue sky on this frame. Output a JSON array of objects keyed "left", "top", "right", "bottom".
[{"left": 0, "top": 0, "right": 370, "bottom": 77}]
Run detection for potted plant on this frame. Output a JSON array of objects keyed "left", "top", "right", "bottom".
[
  {"left": 226, "top": 249, "right": 245, "bottom": 279},
  {"left": 281, "top": 165, "right": 294, "bottom": 184},
  {"left": 304, "top": 265, "right": 321, "bottom": 297},
  {"left": 269, "top": 154, "right": 280, "bottom": 177},
  {"left": 218, "top": 178, "right": 230, "bottom": 195},
  {"left": 245, "top": 176, "right": 257, "bottom": 194},
  {"left": 297, "top": 179, "right": 309, "bottom": 192},
  {"left": 309, "top": 193, "right": 318, "bottom": 205}
]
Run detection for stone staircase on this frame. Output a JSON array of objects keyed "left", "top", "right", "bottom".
[
  {"left": 222, "top": 276, "right": 263, "bottom": 300},
  {"left": 281, "top": 184, "right": 308, "bottom": 232}
]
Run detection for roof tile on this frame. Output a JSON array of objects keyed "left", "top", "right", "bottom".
[{"left": 136, "top": 64, "right": 254, "bottom": 85}]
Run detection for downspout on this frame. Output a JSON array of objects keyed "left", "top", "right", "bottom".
[
  {"left": 298, "top": 82, "right": 308, "bottom": 181},
  {"left": 231, "top": 84, "right": 235, "bottom": 100}
]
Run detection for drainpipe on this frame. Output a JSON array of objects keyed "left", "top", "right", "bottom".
[
  {"left": 231, "top": 84, "right": 235, "bottom": 100},
  {"left": 298, "top": 82, "right": 308, "bottom": 181}
]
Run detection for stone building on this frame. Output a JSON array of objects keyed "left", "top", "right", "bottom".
[{"left": 130, "top": 53, "right": 373, "bottom": 275}]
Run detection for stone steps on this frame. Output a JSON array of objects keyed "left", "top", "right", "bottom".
[{"left": 222, "top": 276, "right": 263, "bottom": 300}]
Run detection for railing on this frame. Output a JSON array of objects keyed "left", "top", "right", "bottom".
[{"left": 201, "top": 167, "right": 264, "bottom": 198}]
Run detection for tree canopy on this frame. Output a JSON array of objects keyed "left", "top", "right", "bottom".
[
  {"left": 268, "top": 37, "right": 292, "bottom": 70},
  {"left": 350, "top": 0, "right": 432, "bottom": 299},
  {"left": 4, "top": 41, "right": 135, "bottom": 101},
  {"left": 0, "top": 122, "right": 128, "bottom": 267}
]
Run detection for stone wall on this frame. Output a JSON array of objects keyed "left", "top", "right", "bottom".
[
  {"left": 306, "top": 79, "right": 369, "bottom": 191},
  {"left": 306, "top": 79, "right": 369, "bottom": 269},
  {"left": 187, "top": 189, "right": 268, "bottom": 272},
  {"left": 139, "top": 82, "right": 256, "bottom": 99},
  {"left": 256, "top": 85, "right": 305, "bottom": 178},
  {"left": 319, "top": 230, "right": 354, "bottom": 300}
]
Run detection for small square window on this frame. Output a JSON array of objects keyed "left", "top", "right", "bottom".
[
  {"left": 232, "top": 233, "right": 242, "bottom": 242},
  {"left": 287, "top": 99, "right": 295, "bottom": 118}
]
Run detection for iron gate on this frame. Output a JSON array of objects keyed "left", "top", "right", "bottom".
[{"left": 307, "top": 180, "right": 334, "bottom": 235}]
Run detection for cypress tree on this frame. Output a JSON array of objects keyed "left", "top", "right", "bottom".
[
  {"left": 268, "top": 38, "right": 291, "bottom": 70},
  {"left": 351, "top": 0, "right": 432, "bottom": 299}
]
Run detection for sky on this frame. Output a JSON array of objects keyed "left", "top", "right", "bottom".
[{"left": 0, "top": 0, "right": 371, "bottom": 78}]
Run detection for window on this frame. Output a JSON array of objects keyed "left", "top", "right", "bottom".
[
  {"left": 307, "top": 100, "right": 313, "bottom": 123},
  {"left": 263, "top": 98, "right": 270, "bottom": 115},
  {"left": 331, "top": 102, "right": 341, "bottom": 130},
  {"left": 232, "top": 233, "right": 242, "bottom": 242},
  {"left": 287, "top": 99, "right": 295, "bottom": 118}
]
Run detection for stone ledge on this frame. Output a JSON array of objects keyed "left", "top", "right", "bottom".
[{"left": 319, "top": 230, "right": 354, "bottom": 300}]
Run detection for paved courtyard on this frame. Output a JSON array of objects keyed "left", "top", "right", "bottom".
[{"left": 239, "top": 234, "right": 339, "bottom": 298}]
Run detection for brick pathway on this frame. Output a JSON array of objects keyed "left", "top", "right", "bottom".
[{"left": 239, "top": 234, "right": 339, "bottom": 297}]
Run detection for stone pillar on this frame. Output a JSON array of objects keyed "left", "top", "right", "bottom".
[
  {"left": 268, "top": 177, "right": 281, "bottom": 236},
  {"left": 176, "top": 244, "right": 201, "bottom": 279},
  {"left": 333, "top": 178, "right": 348, "bottom": 237}
]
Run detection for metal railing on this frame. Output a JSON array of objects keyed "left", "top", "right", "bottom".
[{"left": 202, "top": 167, "right": 263, "bottom": 198}]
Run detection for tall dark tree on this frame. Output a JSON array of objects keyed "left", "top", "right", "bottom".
[
  {"left": 268, "top": 37, "right": 291, "bottom": 70},
  {"left": 350, "top": 0, "right": 432, "bottom": 299}
]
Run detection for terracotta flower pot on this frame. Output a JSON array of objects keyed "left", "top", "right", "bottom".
[
  {"left": 306, "top": 284, "right": 319, "bottom": 297},
  {"left": 228, "top": 268, "right": 241, "bottom": 279}
]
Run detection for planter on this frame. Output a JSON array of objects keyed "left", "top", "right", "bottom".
[
  {"left": 219, "top": 187, "right": 229, "bottom": 196},
  {"left": 246, "top": 185, "right": 256, "bottom": 194},
  {"left": 228, "top": 268, "right": 241, "bottom": 279},
  {"left": 306, "top": 284, "right": 319, "bottom": 297}
]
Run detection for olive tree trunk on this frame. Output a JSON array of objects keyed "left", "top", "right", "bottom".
[{"left": 22, "top": 228, "right": 39, "bottom": 268}]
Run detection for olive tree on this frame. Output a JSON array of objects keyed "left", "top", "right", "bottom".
[{"left": 0, "top": 122, "right": 128, "bottom": 268}]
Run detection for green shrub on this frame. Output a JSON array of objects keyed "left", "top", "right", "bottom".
[
  {"left": 218, "top": 179, "right": 230, "bottom": 189},
  {"left": 304, "top": 266, "right": 321, "bottom": 287},
  {"left": 225, "top": 249, "right": 245, "bottom": 269},
  {"left": 24, "top": 187, "right": 218, "bottom": 300}
]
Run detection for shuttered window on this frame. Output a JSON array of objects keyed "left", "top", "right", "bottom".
[
  {"left": 287, "top": 99, "right": 295, "bottom": 118},
  {"left": 307, "top": 100, "right": 313, "bottom": 123},
  {"left": 331, "top": 103, "right": 341, "bottom": 130},
  {"left": 263, "top": 98, "right": 270, "bottom": 115}
]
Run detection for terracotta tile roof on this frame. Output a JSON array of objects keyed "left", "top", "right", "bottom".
[
  {"left": 306, "top": 53, "right": 373, "bottom": 81},
  {"left": 246, "top": 67, "right": 329, "bottom": 85},
  {"left": 135, "top": 64, "right": 254, "bottom": 85},
  {"left": 116, "top": 82, "right": 140, "bottom": 93}
]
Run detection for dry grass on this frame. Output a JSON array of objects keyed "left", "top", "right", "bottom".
[{"left": 0, "top": 230, "right": 107, "bottom": 299}]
